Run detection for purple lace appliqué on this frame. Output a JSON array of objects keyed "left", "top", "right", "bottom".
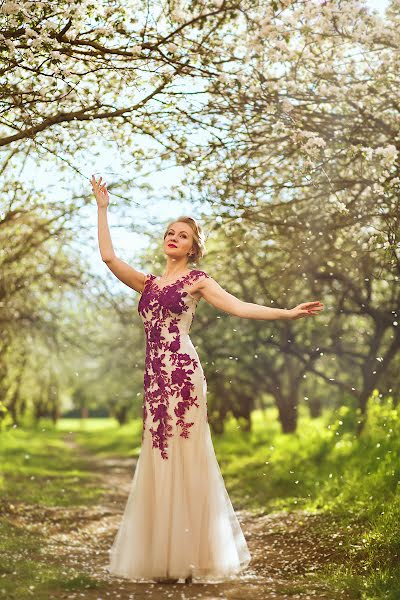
[{"left": 138, "top": 269, "right": 210, "bottom": 459}]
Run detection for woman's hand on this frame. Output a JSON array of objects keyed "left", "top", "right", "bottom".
[
  {"left": 91, "top": 175, "right": 109, "bottom": 209},
  {"left": 289, "top": 301, "right": 324, "bottom": 320}
]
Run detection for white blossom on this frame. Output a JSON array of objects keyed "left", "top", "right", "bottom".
[
  {"left": 372, "top": 183, "right": 385, "bottom": 194},
  {"left": 282, "top": 98, "right": 294, "bottom": 113},
  {"left": 171, "top": 8, "right": 187, "bottom": 23},
  {"left": 362, "top": 147, "right": 374, "bottom": 161},
  {"left": 25, "top": 28, "right": 38, "bottom": 38},
  {"left": 130, "top": 44, "right": 142, "bottom": 56},
  {"left": 1, "top": 2, "right": 20, "bottom": 14},
  {"left": 167, "top": 42, "right": 178, "bottom": 53},
  {"left": 375, "top": 145, "right": 398, "bottom": 168}
]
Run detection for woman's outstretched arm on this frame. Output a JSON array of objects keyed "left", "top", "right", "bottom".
[
  {"left": 92, "top": 175, "right": 147, "bottom": 293},
  {"left": 196, "top": 277, "right": 324, "bottom": 321}
]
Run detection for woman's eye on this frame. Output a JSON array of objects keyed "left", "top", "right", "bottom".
[{"left": 167, "top": 231, "right": 186, "bottom": 238}]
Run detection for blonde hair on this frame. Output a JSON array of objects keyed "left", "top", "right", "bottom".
[{"left": 163, "top": 216, "right": 206, "bottom": 265}]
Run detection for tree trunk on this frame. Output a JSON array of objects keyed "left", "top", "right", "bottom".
[
  {"left": 115, "top": 405, "right": 128, "bottom": 425},
  {"left": 210, "top": 413, "right": 225, "bottom": 434},
  {"left": 276, "top": 393, "right": 297, "bottom": 433},
  {"left": 232, "top": 402, "right": 252, "bottom": 432},
  {"left": 309, "top": 396, "right": 322, "bottom": 418}
]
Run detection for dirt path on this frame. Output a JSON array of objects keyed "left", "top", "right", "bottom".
[{"left": 15, "top": 435, "right": 351, "bottom": 600}]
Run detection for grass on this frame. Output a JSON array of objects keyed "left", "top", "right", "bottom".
[
  {"left": 217, "top": 394, "right": 400, "bottom": 599},
  {"left": 0, "top": 520, "right": 101, "bottom": 600},
  {"left": 0, "top": 426, "right": 106, "bottom": 599},
  {"left": 58, "top": 416, "right": 144, "bottom": 458},
  {"left": 67, "top": 393, "right": 400, "bottom": 599},
  {"left": 0, "top": 426, "right": 105, "bottom": 507},
  {"left": 1, "top": 390, "right": 399, "bottom": 599}
]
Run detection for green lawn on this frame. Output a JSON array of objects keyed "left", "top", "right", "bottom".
[
  {"left": 1, "top": 391, "right": 399, "bottom": 599},
  {"left": 0, "top": 426, "right": 105, "bottom": 599}
]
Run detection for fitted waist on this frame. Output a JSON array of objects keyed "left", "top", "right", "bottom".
[
  {"left": 145, "top": 328, "right": 192, "bottom": 339},
  {"left": 145, "top": 333, "right": 197, "bottom": 353}
]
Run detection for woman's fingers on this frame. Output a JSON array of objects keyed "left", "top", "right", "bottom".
[
  {"left": 90, "top": 175, "right": 108, "bottom": 194},
  {"left": 302, "top": 302, "right": 324, "bottom": 310},
  {"left": 91, "top": 175, "right": 99, "bottom": 189},
  {"left": 292, "top": 302, "right": 324, "bottom": 319}
]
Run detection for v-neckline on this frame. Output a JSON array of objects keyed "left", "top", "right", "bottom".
[{"left": 151, "top": 269, "right": 195, "bottom": 292}]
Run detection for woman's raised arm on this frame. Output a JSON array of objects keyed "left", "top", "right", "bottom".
[{"left": 92, "top": 175, "right": 146, "bottom": 293}]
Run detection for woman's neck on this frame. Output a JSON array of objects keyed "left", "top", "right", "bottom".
[{"left": 162, "top": 261, "right": 190, "bottom": 279}]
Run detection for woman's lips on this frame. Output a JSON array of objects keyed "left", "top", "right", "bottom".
[{"left": 168, "top": 243, "right": 177, "bottom": 247}]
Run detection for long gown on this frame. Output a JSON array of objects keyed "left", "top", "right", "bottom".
[{"left": 108, "top": 268, "right": 251, "bottom": 583}]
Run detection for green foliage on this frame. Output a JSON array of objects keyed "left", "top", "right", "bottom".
[
  {"left": 1, "top": 394, "right": 398, "bottom": 598},
  {"left": 67, "top": 396, "right": 399, "bottom": 599},
  {"left": 214, "top": 396, "right": 400, "bottom": 599},
  {"left": 0, "top": 424, "right": 104, "bottom": 506},
  {"left": 0, "top": 425, "right": 107, "bottom": 599},
  {"left": 0, "top": 522, "right": 100, "bottom": 600},
  {"left": 59, "top": 417, "right": 144, "bottom": 457}
]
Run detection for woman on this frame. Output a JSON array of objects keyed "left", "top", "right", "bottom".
[{"left": 91, "top": 175, "right": 324, "bottom": 585}]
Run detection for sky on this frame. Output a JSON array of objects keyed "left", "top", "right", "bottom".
[{"left": 366, "top": 0, "right": 389, "bottom": 14}]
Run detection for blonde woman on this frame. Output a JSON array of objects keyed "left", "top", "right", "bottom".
[{"left": 92, "top": 175, "right": 324, "bottom": 585}]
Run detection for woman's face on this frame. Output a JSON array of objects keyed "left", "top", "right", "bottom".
[{"left": 164, "top": 222, "right": 194, "bottom": 261}]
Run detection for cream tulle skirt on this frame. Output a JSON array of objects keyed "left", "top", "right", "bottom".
[{"left": 107, "top": 418, "right": 251, "bottom": 583}]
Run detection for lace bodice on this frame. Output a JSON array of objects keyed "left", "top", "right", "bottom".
[{"left": 137, "top": 269, "right": 211, "bottom": 459}]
